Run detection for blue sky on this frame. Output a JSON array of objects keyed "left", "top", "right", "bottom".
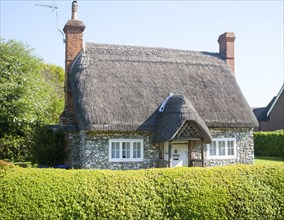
[{"left": 1, "top": 0, "right": 283, "bottom": 107}]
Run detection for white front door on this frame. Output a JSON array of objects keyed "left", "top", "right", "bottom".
[{"left": 171, "top": 143, "right": 188, "bottom": 167}]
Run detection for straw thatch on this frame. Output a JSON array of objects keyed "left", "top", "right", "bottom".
[
  {"left": 69, "top": 43, "right": 258, "bottom": 136},
  {"left": 151, "top": 95, "right": 212, "bottom": 144}
]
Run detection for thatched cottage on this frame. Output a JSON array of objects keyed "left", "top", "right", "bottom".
[{"left": 60, "top": 1, "right": 258, "bottom": 169}]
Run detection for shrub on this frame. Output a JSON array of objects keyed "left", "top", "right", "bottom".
[
  {"left": 31, "top": 126, "right": 64, "bottom": 166},
  {"left": 0, "top": 160, "right": 14, "bottom": 169},
  {"left": 0, "top": 164, "right": 283, "bottom": 219},
  {"left": 254, "top": 130, "right": 284, "bottom": 158},
  {"left": 0, "top": 134, "right": 32, "bottom": 162}
]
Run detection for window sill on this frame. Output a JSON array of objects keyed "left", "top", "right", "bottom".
[
  {"left": 109, "top": 159, "right": 144, "bottom": 162},
  {"left": 207, "top": 156, "right": 237, "bottom": 160}
]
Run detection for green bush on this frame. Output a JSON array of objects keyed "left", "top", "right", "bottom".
[
  {"left": 0, "top": 134, "right": 32, "bottom": 162},
  {"left": 0, "top": 165, "right": 283, "bottom": 219},
  {"left": 31, "top": 126, "right": 64, "bottom": 166},
  {"left": 254, "top": 130, "right": 284, "bottom": 158}
]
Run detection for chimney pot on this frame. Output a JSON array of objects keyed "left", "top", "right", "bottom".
[{"left": 71, "top": 1, "right": 78, "bottom": 20}]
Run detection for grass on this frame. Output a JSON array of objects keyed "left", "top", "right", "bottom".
[{"left": 254, "top": 156, "right": 284, "bottom": 165}]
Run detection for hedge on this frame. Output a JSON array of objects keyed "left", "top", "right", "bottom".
[
  {"left": 31, "top": 126, "right": 64, "bottom": 166},
  {"left": 0, "top": 164, "right": 283, "bottom": 220},
  {"left": 254, "top": 130, "right": 284, "bottom": 158}
]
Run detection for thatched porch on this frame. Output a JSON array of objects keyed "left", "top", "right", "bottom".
[
  {"left": 156, "top": 120, "right": 210, "bottom": 168},
  {"left": 151, "top": 95, "right": 212, "bottom": 168}
]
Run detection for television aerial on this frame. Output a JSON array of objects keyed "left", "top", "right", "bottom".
[{"left": 35, "top": 1, "right": 65, "bottom": 43}]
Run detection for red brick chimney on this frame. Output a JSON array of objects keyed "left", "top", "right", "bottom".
[
  {"left": 63, "top": 1, "right": 85, "bottom": 116},
  {"left": 218, "top": 32, "right": 236, "bottom": 75}
]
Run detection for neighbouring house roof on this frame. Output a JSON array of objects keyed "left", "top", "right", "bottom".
[
  {"left": 253, "top": 84, "right": 284, "bottom": 121},
  {"left": 266, "top": 84, "right": 284, "bottom": 117},
  {"left": 253, "top": 97, "right": 276, "bottom": 121},
  {"left": 69, "top": 43, "right": 258, "bottom": 137}
]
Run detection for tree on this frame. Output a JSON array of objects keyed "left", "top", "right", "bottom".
[
  {"left": 39, "top": 63, "right": 65, "bottom": 124},
  {"left": 0, "top": 39, "right": 64, "bottom": 161}
]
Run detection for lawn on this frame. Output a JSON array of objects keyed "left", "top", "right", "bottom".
[{"left": 254, "top": 156, "right": 284, "bottom": 165}]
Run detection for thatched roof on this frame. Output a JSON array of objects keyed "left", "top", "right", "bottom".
[
  {"left": 151, "top": 95, "right": 212, "bottom": 144},
  {"left": 69, "top": 43, "right": 258, "bottom": 136}
]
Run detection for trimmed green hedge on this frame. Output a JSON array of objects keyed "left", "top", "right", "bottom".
[
  {"left": 1, "top": 165, "right": 283, "bottom": 220},
  {"left": 254, "top": 130, "right": 284, "bottom": 158}
]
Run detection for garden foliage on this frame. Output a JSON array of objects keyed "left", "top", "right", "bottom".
[
  {"left": 0, "top": 39, "right": 64, "bottom": 161},
  {"left": 31, "top": 126, "right": 65, "bottom": 166},
  {"left": 254, "top": 130, "right": 284, "bottom": 158},
  {"left": 0, "top": 165, "right": 283, "bottom": 219}
]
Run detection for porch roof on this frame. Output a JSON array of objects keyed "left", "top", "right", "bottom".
[{"left": 151, "top": 95, "right": 212, "bottom": 144}]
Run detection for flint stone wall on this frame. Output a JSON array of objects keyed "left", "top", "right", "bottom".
[
  {"left": 203, "top": 128, "right": 254, "bottom": 167},
  {"left": 66, "top": 128, "right": 254, "bottom": 169},
  {"left": 67, "top": 131, "right": 159, "bottom": 169}
]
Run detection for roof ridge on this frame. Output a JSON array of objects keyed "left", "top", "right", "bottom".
[
  {"left": 83, "top": 42, "right": 227, "bottom": 68},
  {"left": 84, "top": 58, "right": 227, "bottom": 68},
  {"left": 85, "top": 42, "right": 221, "bottom": 56}
]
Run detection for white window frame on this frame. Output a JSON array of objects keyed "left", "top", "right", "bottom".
[
  {"left": 207, "top": 138, "right": 237, "bottom": 159},
  {"left": 109, "top": 139, "right": 144, "bottom": 162}
]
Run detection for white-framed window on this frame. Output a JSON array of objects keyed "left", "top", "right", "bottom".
[
  {"left": 109, "top": 139, "right": 144, "bottom": 162},
  {"left": 207, "top": 138, "right": 236, "bottom": 159}
]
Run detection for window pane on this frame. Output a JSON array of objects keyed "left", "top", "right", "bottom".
[
  {"left": 110, "top": 139, "right": 143, "bottom": 161},
  {"left": 122, "top": 142, "right": 130, "bottom": 158},
  {"left": 133, "top": 142, "right": 141, "bottom": 158},
  {"left": 111, "top": 142, "right": 120, "bottom": 158},
  {"left": 218, "top": 141, "right": 225, "bottom": 155},
  {"left": 209, "top": 141, "right": 217, "bottom": 156},
  {"left": 227, "top": 141, "right": 234, "bottom": 155}
]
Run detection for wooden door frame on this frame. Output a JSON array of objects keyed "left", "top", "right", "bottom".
[
  {"left": 160, "top": 139, "right": 204, "bottom": 168},
  {"left": 187, "top": 139, "right": 204, "bottom": 167}
]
